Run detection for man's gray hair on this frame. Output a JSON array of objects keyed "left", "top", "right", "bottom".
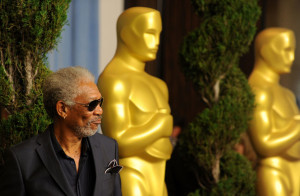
[{"left": 43, "top": 66, "right": 95, "bottom": 119}]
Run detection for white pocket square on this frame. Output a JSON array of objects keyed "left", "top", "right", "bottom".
[{"left": 105, "top": 159, "right": 123, "bottom": 174}]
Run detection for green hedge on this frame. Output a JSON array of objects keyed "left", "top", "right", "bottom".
[
  {"left": 0, "top": 0, "right": 71, "bottom": 161},
  {"left": 178, "top": 0, "right": 261, "bottom": 195}
]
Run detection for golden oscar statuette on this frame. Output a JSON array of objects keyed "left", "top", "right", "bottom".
[
  {"left": 98, "top": 7, "right": 173, "bottom": 196},
  {"left": 248, "top": 27, "right": 300, "bottom": 196}
]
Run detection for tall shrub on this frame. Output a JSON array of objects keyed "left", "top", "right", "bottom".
[
  {"left": 0, "top": 0, "right": 71, "bottom": 161},
  {"left": 178, "top": 0, "right": 261, "bottom": 195}
]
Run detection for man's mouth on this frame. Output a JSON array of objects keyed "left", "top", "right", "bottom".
[
  {"left": 91, "top": 116, "right": 102, "bottom": 124},
  {"left": 92, "top": 120, "right": 101, "bottom": 124}
]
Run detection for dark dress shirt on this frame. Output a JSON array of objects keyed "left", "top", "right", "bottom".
[
  {"left": 0, "top": 124, "right": 122, "bottom": 196},
  {"left": 50, "top": 131, "right": 96, "bottom": 196}
]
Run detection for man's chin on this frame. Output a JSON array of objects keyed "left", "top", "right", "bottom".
[
  {"left": 74, "top": 126, "right": 99, "bottom": 138},
  {"left": 91, "top": 123, "right": 101, "bottom": 130},
  {"left": 85, "top": 128, "right": 98, "bottom": 137}
]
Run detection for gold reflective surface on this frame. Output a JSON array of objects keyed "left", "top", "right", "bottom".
[
  {"left": 98, "top": 7, "right": 172, "bottom": 196},
  {"left": 248, "top": 28, "right": 300, "bottom": 196}
]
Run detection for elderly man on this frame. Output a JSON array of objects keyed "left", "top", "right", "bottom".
[{"left": 0, "top": 66, "right": 122, "bottom": 196}]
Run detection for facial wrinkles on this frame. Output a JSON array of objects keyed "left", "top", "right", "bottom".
[
  {"left": 72, "top": 82, "right": 103, "bottom": 138},
  {"left": 73, "top": 116, "right": 103, "bottom": 138}
]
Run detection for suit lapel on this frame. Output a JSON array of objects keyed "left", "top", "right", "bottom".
[
  {"left": 36, "top": 126, "right": 74, "bottom": 196},
  {"left": 89, "top": 134, "right": 109, "bottom": 196}
]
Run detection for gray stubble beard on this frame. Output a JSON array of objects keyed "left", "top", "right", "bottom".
[{"left": 73, "top": 120, "right": 99, "bottom": 138}]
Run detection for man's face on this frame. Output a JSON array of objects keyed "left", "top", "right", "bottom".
[
  {"left": 66, "top": 81, "right": 103, "bottom": 138},
  {"left": 125, "top": 12, "right": 162, "bottom": 62}
]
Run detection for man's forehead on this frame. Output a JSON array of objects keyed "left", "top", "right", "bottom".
[
  {"left": 78, "top": 80, "right": 97, "bottom": 88},
  {"left": 77, "top": 82, "right": 101, "bottom": 98}
]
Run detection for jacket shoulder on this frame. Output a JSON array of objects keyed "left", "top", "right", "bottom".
[
  {"left": 91, "top": 133, "right": 117, "bottom": 144},
  {"left": 10, "top": 134, "right": 39, "bottom": 154}
]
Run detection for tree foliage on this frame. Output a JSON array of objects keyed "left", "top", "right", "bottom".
[
  {"left": 0, "top": 0, "right": 71, "bottom": 160},
  {"left": 178, "top": 0, "right": 261, "bottom": 195}
]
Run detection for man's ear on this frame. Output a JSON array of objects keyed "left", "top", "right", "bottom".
[{"left": 56, "top": 101, "right": 68, "bottom": 119}]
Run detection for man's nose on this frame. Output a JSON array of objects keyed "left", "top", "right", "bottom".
[{"left": 93, "top": 104, "right": 103, "bottom": 115}]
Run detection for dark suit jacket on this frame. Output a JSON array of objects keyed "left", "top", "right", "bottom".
[{"left": 0, "top": 125, "right": 122, "bottom": 196}]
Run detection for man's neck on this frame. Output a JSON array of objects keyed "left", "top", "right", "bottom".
[{"left": 53, "top": 123, "right": 82, "bottom": 159}]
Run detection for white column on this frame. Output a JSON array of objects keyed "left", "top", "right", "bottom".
[{"left": 98, "top": 0, "right": 124, "bottom": 74}]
